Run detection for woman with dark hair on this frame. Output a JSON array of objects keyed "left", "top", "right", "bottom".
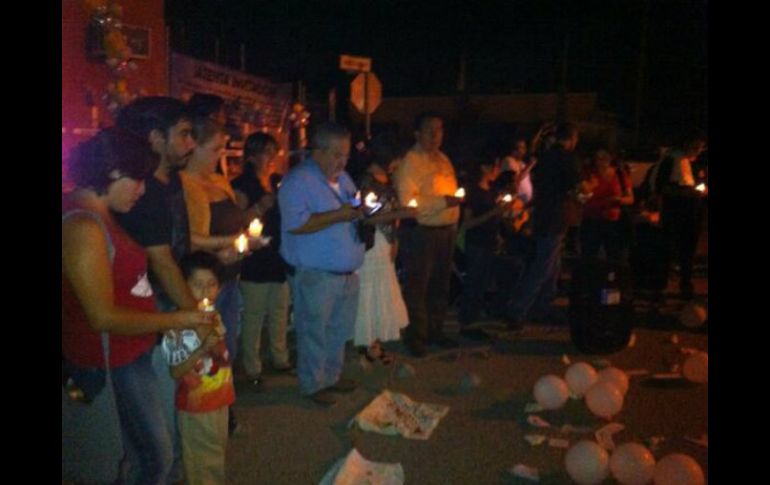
[
  {"left": 351, "top": 132, "right": 416, "bottom": 363},
  {"left": 579, "top": 148, "right": 634, "bottom": 262},
  {"left": 231, "top": 132, "right": 294, "bottom": 389},
  {"left": 180, "top": 116, "right": 265, "bottom": 431},
  {"left": 62, "top": 128, "right": 214, "bottom": 483}
]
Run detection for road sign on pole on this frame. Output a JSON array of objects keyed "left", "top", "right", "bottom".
[
  {"left": 350, "top": 72, "right": 382, "bottom": 139},
  {"left": 339, "top": 54, "right": 372, "bottom": 73},
  {"left": 350, "top": 72, "right": 382, "bottom": 114}
]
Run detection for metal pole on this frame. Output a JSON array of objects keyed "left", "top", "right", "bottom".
[{"left": 364, "top": 72, "right": 370, "bottom": 140}]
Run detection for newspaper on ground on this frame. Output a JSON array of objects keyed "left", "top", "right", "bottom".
[
  {"left": 349, "top": 390, "right": 450, "bottom": 440},
  {"left": 318, "top": 448, "right": 404, "bottom": 485}
]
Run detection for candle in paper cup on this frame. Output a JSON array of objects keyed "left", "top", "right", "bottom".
[
  {"left": 455, "top": 187, "right": 466, "bottom": 198},
  {"left": 198, "top": 298, "right": 215, "bottom": 312},
  {"left": 407, "top": 198, "right": 418, "bottom": 208},
  {"left": 248, "top": 218, "right": 264, "bottom": 238},
  {"left": 235, "top": 234, "right": 248, "bottom": 254}
]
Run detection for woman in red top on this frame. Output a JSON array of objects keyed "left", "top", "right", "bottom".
[
  {"left": 62, "top": 128, "right": 215, "bottom": 484},
  {"left": 579, "top": 149, "right": 634, "bottom": 262}
]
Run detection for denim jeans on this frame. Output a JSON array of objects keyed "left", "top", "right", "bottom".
[
  {"left": 216, "top": 279, "right": 244, "bottom": 361},
  {"left": 111, "top": 348, "right": 174, "bottom": 485},
  {"left": 289, "top": 269, "right": 359, "bottom": 395},
  {"left": 507, "top": 232, "right": 565, "bottom": 320}
]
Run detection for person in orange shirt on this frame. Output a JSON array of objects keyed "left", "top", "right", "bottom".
[{"left": 394, "top": 113, "right": 463, "bottom": 357}]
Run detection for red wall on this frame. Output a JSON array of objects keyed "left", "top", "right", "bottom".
[{"left": 62, "top": 0, "right": 168, "bottom": 167}]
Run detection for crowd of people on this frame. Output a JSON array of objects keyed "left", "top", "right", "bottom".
[{"left": 62, "top": 94, "right": 707, "bottom": 484}]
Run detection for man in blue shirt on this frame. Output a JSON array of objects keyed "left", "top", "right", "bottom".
[{"left": 278, "top": 122, "right": 365, "bottom": 406}]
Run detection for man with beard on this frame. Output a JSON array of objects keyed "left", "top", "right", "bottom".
[
  {"left": 278, "top": 122, "right": 365, "bottom": 406},
  {"left": 114, "top": 96, "right": 198, "bottom": 484}
]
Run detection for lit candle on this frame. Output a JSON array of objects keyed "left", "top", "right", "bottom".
[
  {"left": 248, "top": 218, "right": 263, "bottom": 238},
  {"left": 407, "top": 198, "right": 418, "bottom": 208},
  {"left": 455, "top": 187, "right": 466, "bottom": 199},
  {"left": 695, "top": 183, "right": 706, "bottom": 193},
  {"left": 198, "top": 298, "right": 215, "bottom": 312},
  {"left": 235, "top": 234, "right": 248, "bottom": 254},
  {"left": 502, "top": 193, "right": 513, "bottom": 203},
  {"left": 364, "top": 192, "right": 379, "bottom": 208}
]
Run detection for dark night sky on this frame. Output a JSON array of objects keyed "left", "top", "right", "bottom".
[{"left": 166, "top": 0, "right": 707, "bottom": 143}]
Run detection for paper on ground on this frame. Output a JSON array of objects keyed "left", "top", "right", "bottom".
[
  {"left": 318, "top": 448, "right": 404, "bottom": 485},
  {"left": 684, "top": 434, "right": 708, "bottom": 448},
  {"left": 350, "top": 390, "right": 449, "bottom": 440},
  {"left": 548, "top": 438, "right": 570, "bottom": 449},
  {"left": 524, "top": 434, "right": 547, "bottom": 446},
  {"left": 524, "top": 402, "right": 545, "bottom": 413},
  {"left": 527, "top": 415, "right": 552, "bottom": 428},
  {"left": 595, "top": 423, "right": 625, "bottom": 451},
  {"left": 509, "top": 464, "right": 540, "bottom": 482}
]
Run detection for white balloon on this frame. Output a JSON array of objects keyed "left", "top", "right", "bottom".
[
  {"left": 565, "top": 362, "right": 599, "bottom": 397},
  {"left": 653, "top": 453, "right": 705, "bottom": 485},
  {"left": 610, "top": 443, "right": 656, "bottom": 485},
  {"left": 565, "top": 440, "right": 610, "bottom": 484},
  {"left": 585, "top": 381, "right": 624, "bottom": 419},
  {"left": 598, "top": 367, "right": 630, "bottom": 395},
  {"left": 533, "top": 375, "right": 570, "bottom": 410},
  {"left": 683, "top": 352, "right": 708, "bottom": 383}
]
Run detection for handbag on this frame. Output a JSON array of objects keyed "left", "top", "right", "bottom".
[{"left": 62, "top": 333, "right": 125, "bottom": 483}]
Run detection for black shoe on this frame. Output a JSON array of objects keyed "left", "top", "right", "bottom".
[
  {"left": 308, "top": 389, "right": 337, "bottom": 407},
  {"left": 459, "top": 328, "right": 490, "bottom": 341},
  {"left": 328, "top": 377, "right": 358, "bottom": 393},
  {"left": 272, "top": 363, "right": 297, "bottom": 376},
  {"left": 433, "top": 335, "right": 459, "bottom": 348},
  {"left": 406, "top": 340, "right": 427, "bottom": 358}
]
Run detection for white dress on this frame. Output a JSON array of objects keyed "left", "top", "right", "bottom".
[{"left": 353, "top": 227, "right": 410, "bottom": 347}]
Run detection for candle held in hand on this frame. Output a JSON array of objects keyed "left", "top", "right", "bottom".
[
  {"left": 198, "top": 298, "right": 215, "bottom": 312},
  {"left": 695, "top": 183, "right": 706, "bottom": 193},
  {"left": 407, "top": 198, "right": 418, "bottom": 208},
  {"left": 235, "top": 234, "right": 248, "bottom": 254},
  {"left": 364, "top": 192, "right": 379, "bottom": 208},
  {"left": 455, "top": 187, "right": 466, "bottom": 199},
  {"left": 248, "top": 218, "right": 263, "bottom": 238},
  {"left": 502, "top": 194, "right": 513, "bottom": 203}
]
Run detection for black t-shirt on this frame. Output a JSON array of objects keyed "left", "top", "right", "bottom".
[
  {"left": 232, "top": 172, "right": 288, "bottom": 283},
  {"left": 115, "top": 171, "right": 190, "bottom": 296},
  {"left": 531, "top": 146, "right": 580, "bottom": 236},
  {"left": 464, "top": 185, "right": 500, "bottom": 249}
]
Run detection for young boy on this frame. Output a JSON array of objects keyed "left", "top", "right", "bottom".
[{"left": 162, "top": 251, "right": 235, "bottom": 485}]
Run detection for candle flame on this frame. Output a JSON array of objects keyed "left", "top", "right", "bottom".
[
  {"left": 198, "top": 298, "right": 215, "bottom": 312},
  {"left": 248, "top": 218, "right": 264, "bottom": 237},
  {"left": 695, "top": 183, "right": 706, "bottom": 192},
  {"left": 502, "top": 194, "right": 513, "bottom": 203},
  {"left": 408, "top": 198, "right": 418, "bottom": 208},
  {"left": 455, "top": 187, "right": 466, "bottom": 198},
  {"left": 235, "top": 234, "right": 248, "bottom": 253},
  {"left": 364, "top": 192, "right": 378, "bottom": 208}
]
